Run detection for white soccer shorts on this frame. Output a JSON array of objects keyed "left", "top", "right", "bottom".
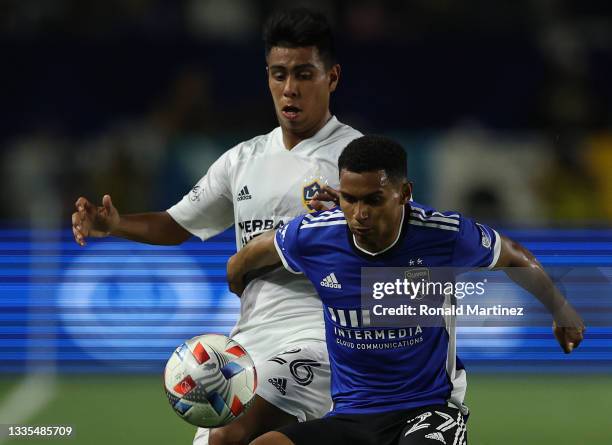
[{"left": 193, "top": 341, "right": 331, "bottom": 445}]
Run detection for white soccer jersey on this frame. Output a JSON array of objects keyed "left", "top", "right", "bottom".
[{"left": 167, "top": 116, "right": 362, "bottom": 361}]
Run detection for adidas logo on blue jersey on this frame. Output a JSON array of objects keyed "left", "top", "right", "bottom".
[
  {"left": 320, "top": 272, "right": 342, "bottom": 289},
  {"left": 237, "top": 185, "right": 252, "bottom": 201}
]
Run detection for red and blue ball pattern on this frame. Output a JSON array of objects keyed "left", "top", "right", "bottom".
[{"left": 164, "top": 334, "right": 257, "bottom": 427}]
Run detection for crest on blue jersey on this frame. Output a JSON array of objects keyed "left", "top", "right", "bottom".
[
  {"left": 302, "top": 181, "right": 322, "bottom": 212},
  {"left": 404, "top": 268, "right": 430, "bottom": 300}
]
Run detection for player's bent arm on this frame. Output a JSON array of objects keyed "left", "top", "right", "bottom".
[
  {"left": 111, "top": 212, "right": 192, "bottom": 245},
  {"left": 227, "top": 231, "right": 281, "bottom": 296},
  {"left": 73, "top": 195, "right": 191, "bottom": 246},
  {"left": 494, "top": 234, "right": 585, "bottom": 353}
]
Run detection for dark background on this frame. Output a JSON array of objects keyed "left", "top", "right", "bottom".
[{"left": 1, "top": 0, "right": 611, "bottom": 226}]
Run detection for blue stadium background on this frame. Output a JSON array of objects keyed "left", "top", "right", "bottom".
[{"left": 2, "top": 228, "right": 610, "bottom": 375}]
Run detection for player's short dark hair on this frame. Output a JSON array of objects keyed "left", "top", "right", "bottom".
[
  {"left": 263, "top": 8, "right": 336, "bottom": 68},
  {"left": 338, "top": 135, "right": 408, "bottom": 182}
]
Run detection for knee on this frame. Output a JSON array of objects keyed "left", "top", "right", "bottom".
[{"left": 209, "top": 425, "right": 248, "bottom": 445}]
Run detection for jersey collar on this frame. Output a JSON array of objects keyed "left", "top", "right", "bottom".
[{"left": 277, "top": 115, "right": 339, "bottom": 152}]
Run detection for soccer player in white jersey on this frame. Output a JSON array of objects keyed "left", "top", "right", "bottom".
[
  {"left": 226, "top": 135, "right": 585, "bottom": 445},
  {"left": 71, "top": 9, "right": 361, "bottom": 445}
]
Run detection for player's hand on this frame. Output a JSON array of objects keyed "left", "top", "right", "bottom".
[
  {"left": 553, "top": 322, "right": 585, "bottom": 354},
  {"left": 227, "top": 254, "right": 245, "bottom": 297},
  {"left": 552, "top": 304, "right": 585, "bottom": 353},
  {"left": 72, "top": 195, "right": 120, "bottom": 246},
  {"left": 309, "top": 185, "right": 340, "bottom": 211}
]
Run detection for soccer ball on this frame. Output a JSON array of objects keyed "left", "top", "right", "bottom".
[{"left": 164, "top": 334, "right": 257, "bottom": 427}]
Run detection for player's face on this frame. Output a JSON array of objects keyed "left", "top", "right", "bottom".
[
  {"left": 267, "top": 46, "right": 339, "bottom": 147},
  {"left": 339, "top": 169, "right": 411, "bottom": 252}
]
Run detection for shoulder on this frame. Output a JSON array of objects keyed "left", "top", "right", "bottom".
[
  {"left": 277, "top": 209, "right": 345, "bottom": 250},
  {"left": 330, "top": 118, "right": 363, "bottom": 140},
  {"left": 300, "top": 207, "right": 346, "bottom": 226},
  {"left": 226, "top": 127, "right": 280, "bottom": 161},
  {"left": 407, "top": 202, "right": 463, "bottom": 239},
  {"left": 314, "top": 118, "right": 363, "bottom": 152},
  {"left": 294, "top": 208, "right": 347, "bottom": 239},
  {"left": 326, "top": 118, "right": 363, "bottom": 149}
]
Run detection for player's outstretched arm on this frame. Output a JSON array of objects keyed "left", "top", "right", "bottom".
[
  {"left": 227, "top": 230, "right": 281, "bottom": 296},
  {"left": 72, "top": 195, "right": 191, "bottom": 246},
  {"left": 494, "top": 234, "right": 585, "bottom": 353}
]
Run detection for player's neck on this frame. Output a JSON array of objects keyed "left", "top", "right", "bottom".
[
  {"left": 281, "top": 112, "right": 332, "bottom": 150},
  {"left": 353, "top": 207, "right": 405, "bottom": 255}
]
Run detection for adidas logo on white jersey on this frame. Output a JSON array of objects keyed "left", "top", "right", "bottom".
[
  {"left": 424, "top": 432, "right": 446, "bottom": 444},
  {"left": 268, "top": 377, "right": 287, "bottom": 395},
  {"left": 320, "top": 273, "right": 342, "bottom": 289},
  {"left": 237, "top": 185, "right": 252, "bottom": 201}
]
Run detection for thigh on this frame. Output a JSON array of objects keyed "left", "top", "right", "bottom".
[
  {"left": 398, "top": 406, "right": 468, "bottom": 445},
  {"left": 256, "top": 342, "right": 331, "bottom": 421},
  {"left": 276, "top": 416, "right": 372, "bottom": 445}
]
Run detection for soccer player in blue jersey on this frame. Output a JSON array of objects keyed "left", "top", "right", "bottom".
[{"left": 226, "top": 135, "right": 585, "bottom": 445}]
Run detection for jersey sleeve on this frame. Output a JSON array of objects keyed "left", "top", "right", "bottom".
[
  {"left": 452, "top": 217, "right": 501, "bottom": 269},
  {"left": 273, "top": 215, "right": 307, "bottom": 275},
  {"left": 166, "top": 149, "right": 234, "bottom": 241}
]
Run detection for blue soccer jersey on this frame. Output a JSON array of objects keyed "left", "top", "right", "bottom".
[{"left": 274, "top": 202, "right": 501, "bottom": 415}]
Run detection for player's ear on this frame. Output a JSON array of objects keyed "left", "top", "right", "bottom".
[
  {"left": 329, "top": 64, "right": 340, "bottom": 92},
  {"left": 401, "top": 181, "right": 412, "bottom": 204}
]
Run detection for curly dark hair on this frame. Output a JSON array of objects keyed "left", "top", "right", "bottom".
[{"left": 338, "top": 135, "right": 408, "bottom": 182}]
